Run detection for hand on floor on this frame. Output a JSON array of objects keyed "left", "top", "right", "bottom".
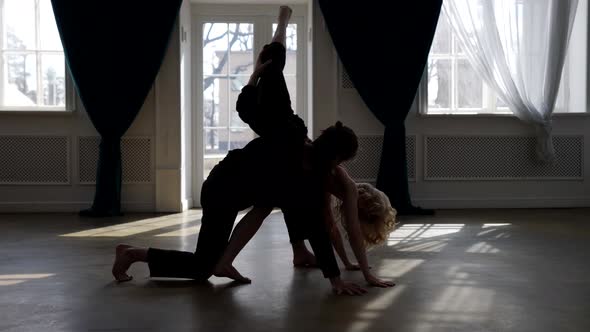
[
  {"left": 331, "top": 278, "right": 367, "bottom": 296},
  {"left": 364, "top": 273, "right": 395, "bottom": 288}
]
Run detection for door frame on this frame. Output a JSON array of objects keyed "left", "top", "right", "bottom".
[{"left": 191, "top": 4, "right": 308, "bottom": 207}]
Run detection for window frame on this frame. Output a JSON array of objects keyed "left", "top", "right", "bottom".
[
  {"left": 0, "top": 0, "right": 76, "bottom": 113},
  {"left": 192, "top": 4, "right": 308, "bottom": 202},
  {"left": 417, "top": 6, "right": 580, "bottom": 118}
]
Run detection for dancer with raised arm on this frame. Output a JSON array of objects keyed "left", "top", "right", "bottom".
[
  {"left": 212, "top": 6, "right": 395, "bottom": 290},
  {"left": 111, "top": 7, "right": 366, "bottom": 295}
]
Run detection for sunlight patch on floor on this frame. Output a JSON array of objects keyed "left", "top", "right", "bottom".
[
  {"left": 387, "top": 224, "right": 465, "bottom": 251},
  {"left": 153, "top": 210, "right": 250, "bottom": 237},
  {"left": 61, "top": 211, "right": 203, "bottom": 237},
  {"left": 482, "top": 223, "right": 511, "bottom": 228},
  {"left": 156, "top": 225, "right": 202, "bottom": 237},
  {"left": 388, "top": 223, "right": 512, "bottom": 251},
  {"left": 466, "top": 241, "right": 500, "bottom": 254},
  {"left": 61, "top": 210, "right": 258, "bottom": 238},
  {"left": 347, "top": 285, "right": 407, "bottom": 332},
  {"left": 431, "top": 285, "right": 495, "bottom": 313},
  {"left": 394, "top": 240, "right": 449, "bottom": 252},
  {"left": 0, "top": 273, "right": 55, "bottom": 286},
  {"left": 378, "top": 259, "right": 425, "bottom": 278}
]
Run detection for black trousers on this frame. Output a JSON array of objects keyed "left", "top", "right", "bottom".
[
  {"left": 282, "top": 207, "right": 307, "bottom": 244},
  {"left": 243, "top": 42, "right": 306, "bottom": 142},
  {"left": 257, "top": 42, "right": 292, "bottom": 121},
  {"left": 147, "top": 208, "right": 237, "bottom": 281},
  {"left": 259, "top": 42, "right": 307, "bottom": 245},
  {"left": 147, "top": 165, "right": 254, "bottom": 281}
]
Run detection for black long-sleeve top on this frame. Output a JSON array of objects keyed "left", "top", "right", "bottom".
[{"left": 226, "top": 85, "right": 341, "bottom": 279}]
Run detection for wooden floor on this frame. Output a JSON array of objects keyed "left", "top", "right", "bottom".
[{"left": 1, "top": 208, "right": 589, "bottom": 332}]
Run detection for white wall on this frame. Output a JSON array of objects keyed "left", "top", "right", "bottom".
[
  {"left": 0, "top": 18, "right": 186, "bottom": 213},
  {"left": 312, "top": 1, "right": 590, "bottom": 209},
  {"left": 0, "top": 88, "right": 157, "bottom": 213},
  {"left": 3, "top": 2, "right": 586, "bottom": 213},
  {"left": 181, "top": 0, "right": 193, "bottom": 211}
]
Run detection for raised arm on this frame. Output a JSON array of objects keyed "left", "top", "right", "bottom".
[
  {"left": 235, "top": 58, "right": 273, "bottom": 137},
  {"left": 323, "top": 193, "right": 360, "bottom": 270}
]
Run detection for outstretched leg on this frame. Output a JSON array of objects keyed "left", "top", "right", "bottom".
[
  {"left": 111, "top": 208, "right": 239, "bottom": 282},
  {"left": 256, "top": 6, "right": 293, "bottom": 116},
  {"left": 282, "top": 207, "right": 317, "bottom": 268},
  {"left": 237, "top": 5, "right": 307, "bottom": 142},
  {"left": 272, "top": 6, "right": 293, "bottom": 46}
]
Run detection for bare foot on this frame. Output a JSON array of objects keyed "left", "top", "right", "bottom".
[
  {"left": 279, "top": 6, "right": 292, "bottom": 23},
  {"left": 293, "top": 251, "right": 318, "bottom": 268},
  {"left": 213, "top": 264, "right": 251, "bottom": 284},
  {"left": 112, "top": 244, "right": 134, "bottom": 282}
]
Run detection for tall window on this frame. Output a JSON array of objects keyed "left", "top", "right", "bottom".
[
  {"left": 424, "top": 11, "right": 568, "bottom": 115},
  {"left": 201, "top": 19, "right": 301, "bottom": 179},
  {"left": 0, "top": 0, "right": 69, "bottom": 111},
  {"left": 202, "top": 22, "right": 255, "bottom": 166}
]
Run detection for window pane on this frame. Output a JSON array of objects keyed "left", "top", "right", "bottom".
[
  {"left": 454, "top": 37, "right": 465, "bottom": 55},
  {"left": 4, "top": 0, "right": 36, "bottom": 50},
  {"left": 39, "top": 0, "right": 63, "bottom": 51},
  {"left": 497, "top": 96, "right": 507, "bottom": 108},
  {"left": 41, "top": 54, "right": 66, "bottom": 106},
  {"left": 203, "top": 23, "right": 229, "bottom": 75},
  {"left": 228, "top": 76, "right": 256, "bottom": 149},
  {"left": 229, "top": 76, "right": 248, "bottom": 127},
  {"left": 431, "top": 14, "right": 451, "bottom": 54},
  {"left": 229, "top": 129, "right": 256, "bottom": 150},
  {"left": 554, "top": 60, "right": 569, "bottom": 112},
  {"left": 457, "top": 59, "right": 483, "bottom": 108},
  {"left": 3, "top": 53, "right": 38, "bottom": 107},
  {"left": 273, "top": 24, "right": 298, "bottom": 51},
  {"left": 203, "top": 77, "right": 229, "bottom": 127},
  {"left": 204, "top": 128, "right": 229, "bottom": 155},
  {"left": 229, "top": 23, "right": 254, "bottom": 75},
  {"left": 427, "top": 59, "right": 451, "bottom": 109},
  {"left": 204, "top": 128, "right": 229, "bottom": 180},
  {"left": 285, "top": 75, "right": 297, "bottom": 112},
  {"left": 272, "top": 24, "right": 297, "bottom": 75},
  {"left": 203, "top": 155, "right": 223, "bottom": 179},
  {"left": 285, "top": 24, "right": 297, "bottom": 51}
]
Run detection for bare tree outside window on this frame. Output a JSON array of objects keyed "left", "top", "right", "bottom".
[
  {"left": 1, "top": 0, "right": 66, "bottom": 110},
  {"left": 201, "top": 22, "right": 298, "bottom": 179}
]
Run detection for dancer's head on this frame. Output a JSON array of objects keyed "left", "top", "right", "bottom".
[
  {"left": 312, "top": 121, "right": 358, "bottom": 167},
  {"left": 336, "top": 183, "right": 397, "bottom": 249}
]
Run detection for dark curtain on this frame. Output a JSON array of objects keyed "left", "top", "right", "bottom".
[
  {"left": 51, "top": 0, "right": 183, "bottom": 217},
  {"left": 318, "top": 1, "right": 442, "bottom": 214}
]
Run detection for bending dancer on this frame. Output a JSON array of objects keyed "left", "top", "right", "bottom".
[
  {"left": 112, "top": 16, "right": 366, "bottom": 294},
  {"left": 213, "top": 6, "right": 395, "bottom": 289},
  {"left": 327, "top": 181, "right": 398, "bottom": 267},
  {"left": 112, "top": 6, "right": 390, "bottom": 295},
  {"left": 214, "top": 166, "right": 398, "bottom": 288},
  {"left": 111, "top": 120, "right": 361, "bottom": 290}
]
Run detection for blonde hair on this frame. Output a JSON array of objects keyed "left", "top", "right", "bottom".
[{"left": 334, "top": 183, "right": 397, "bottom": 249}]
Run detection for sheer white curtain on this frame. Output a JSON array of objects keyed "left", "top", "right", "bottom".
[{"left": 443, "top": 0, "right": 579, "bottom": 162}]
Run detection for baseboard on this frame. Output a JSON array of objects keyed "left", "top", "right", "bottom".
[
  {"left": 0, "top": 201, "right": 154, "bottom": 213},
  {"left": 192, "top": 198, "right": 202, "bottom": 209},
  {"left": 181, "top": 197, "right": 193, "bottom": 211},
  {"left": 4, "top": 197, "right": 586, "bottom": 213},
  {"left": 413, "top": 197, "right": 590, "bottom": 209}
]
